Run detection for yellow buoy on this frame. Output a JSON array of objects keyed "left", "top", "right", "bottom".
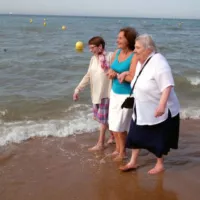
[
  {"left": 30, "top": 19, "right": 33, "bottom": 23},
  {"left": 62, "top": 25, "right": 67, "bottom": 30},
  {"left": 75, "top": 41, "right": 84, "bottom": 51},
  {"left": 43, "top": 21, "right": 47, "bottom": 27}
]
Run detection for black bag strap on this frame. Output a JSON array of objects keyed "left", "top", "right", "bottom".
[{"left": 129, "top": 55, "right": 154, "bottom": 96}]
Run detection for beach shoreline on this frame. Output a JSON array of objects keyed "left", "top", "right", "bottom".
[{"left": 0, "top": 119, "right": 200, "bottom": 200}]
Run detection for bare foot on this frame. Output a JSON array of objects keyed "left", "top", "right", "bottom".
[
  {"left": 148, "top": 166, "right": 165, "bottom": 175},
  {"left": 113, "top": 154, "right": 126, "bottom": 162},
  {"left": 119, "top": 163, "right": 139, "bottom": 172},
  {"left": 88, "top": 144, "right": 104, "bottom": 152},
  {"left": 111, "top": 151, "right": 119, "bottom": 157},
  {"left": 107, "top": 138, "right": 115, "bottom": 144}
]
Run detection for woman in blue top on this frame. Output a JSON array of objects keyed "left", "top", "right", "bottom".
[{"left": 107, "top": 27, "right": 138, "bottom": 161}]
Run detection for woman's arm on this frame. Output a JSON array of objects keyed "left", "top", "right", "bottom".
[
  {"left": 125, "top": 55, "right": 138, "bottom": 82},
  {"left": 154, "top": 57, "right": 175, "bottom": 117},
  {"left": 73, "top": 70, "right": 90, "bottom": 101},
  {"left": 74, "top": 70, "right": 90, "bottom": 94},
  {"left": 107, "top": 50, "right": 118, "bottom": 79},
  {"left": 73, "top": 59, "right": 92, "bottom": 100},
  {"left": 117, "top": 55, "right": 138, "bottom": 83},
  {"left": 154, "top": 86, "right": 173, "bottom": 117}
]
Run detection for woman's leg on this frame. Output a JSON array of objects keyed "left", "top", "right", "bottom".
[
  {"left": 107, "top": 131, "right": 115, "bottom": 144},
  {"left": 119, "top": 149, "right": 140, "bottom": 171},
  {"left": 111, "top": 132, "right": 120, "bottom": 156},
  {"left": 113, "top": 131, "right": 127, "bottom": 161},
  {"left": 119, "top": 131, "right": 127, "bottom": 157},
  {"left": 148, "top": 157, "right": 165, "bottom": 174},
  {"left": 88, "top": 123, "right": 107, "bottom": 151}
]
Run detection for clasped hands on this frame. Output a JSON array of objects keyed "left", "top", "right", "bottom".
[
  {"left": 106, "top": 69, "right": 128, "bottom": 83},
  {"left": 106, "top": 69, "right": 166, "bottom": 118}
]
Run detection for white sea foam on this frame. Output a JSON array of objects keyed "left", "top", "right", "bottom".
[
  {"left": 180, "top": 107, "right": 200, "bottom": 120},
  {"left": 0, "top": 109, "right": 8, "bottom": 117},
  {"left": 0, "top": 104, "right": 98, "bottom": 146},
  {"left": 0, "top": 104, "right": 200, "bottom": 146},
  {"left": 186, "top": 76, "right": 200, "bottom": 86}
]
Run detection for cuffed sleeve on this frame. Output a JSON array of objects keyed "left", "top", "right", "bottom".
[{"left": 74, "top": 58, "right": 93, "bottom": 94}]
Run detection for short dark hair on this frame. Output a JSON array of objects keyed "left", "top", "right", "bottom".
[
  {"left": 88, "top": 36, "right": 105, "bottom": 49},
  {"left": 119, "top": 27, "right": 138, "bottom": 50}
]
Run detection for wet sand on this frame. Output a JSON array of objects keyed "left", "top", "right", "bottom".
[{"left": 0, "top": 120, "right": 200, "bottom": 200}]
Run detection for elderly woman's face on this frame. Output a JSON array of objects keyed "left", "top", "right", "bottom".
[
  {"left": 88, "top": 44, "right": 102, "bottom": 55},
  {"left": 134, "top": 41, "right": 145, "bottom": 56},
  {"left": 134, "top": 41, "right": 150, "bottom": 62},
  {"left": 117, "top": 31, "right": 128, "bottom": 49}
]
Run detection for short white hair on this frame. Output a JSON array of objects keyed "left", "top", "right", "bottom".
[{"left": 135, "top": 34, "right": 157, "bottom": 51}]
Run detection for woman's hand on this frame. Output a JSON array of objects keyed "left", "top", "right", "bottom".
[
  {"left": 154, "top": 86, "right": 173, "bottom": 117},
  {"left": 106, "top": 69, "right": 117, "bottom": 79},
  {"left": 117, "top": 71, "right": 129, "bottom": 83},
  {"left": 154, "top": 104, "right": 165, "bottom": 117},
  {"left": 73, "top": 92, "right": 79, "bottom": 101}
]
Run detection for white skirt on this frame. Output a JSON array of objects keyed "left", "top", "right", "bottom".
[{"left": 108, "top": 90, "right": 133, "bottom": 132}]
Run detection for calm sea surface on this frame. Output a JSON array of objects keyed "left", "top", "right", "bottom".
[{"left": 0, "top": 15, "right": 200, "bottom": 145}]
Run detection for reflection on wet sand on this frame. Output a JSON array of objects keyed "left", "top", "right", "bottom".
[
  {"left": 96, "top": 168, "right": 178, "bottom": 200},
  {"left": 0, "top": 120, "right": 199, "bottom": 200}
]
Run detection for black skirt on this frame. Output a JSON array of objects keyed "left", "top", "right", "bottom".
[{"left": 126, "top": 111, "right": 180, "bottom": 158}]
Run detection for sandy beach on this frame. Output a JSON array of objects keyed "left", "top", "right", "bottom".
[
  {"left": 0, "top": 119, "right": 200, "bottom": 200},
  {"left": 0, "top": 15, "right": 200, "bottom": 200}
]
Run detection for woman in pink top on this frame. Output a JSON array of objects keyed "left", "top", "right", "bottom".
[{"left": 73, "top": 36, "right": 114, "bottom": 151}]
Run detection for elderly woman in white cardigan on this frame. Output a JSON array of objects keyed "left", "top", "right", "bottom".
[
  {"left": 73, "top": 36, "right": 114, "bottom": 151},
  {"left": 119, "top": 34, "right": 180, "bottom": 174}
]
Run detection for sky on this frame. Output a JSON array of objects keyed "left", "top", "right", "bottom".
[{"left": 1, "top": 0, "right": 200, "bottom": 19}]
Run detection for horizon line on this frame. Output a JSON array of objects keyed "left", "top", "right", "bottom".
[{"left": 0, "top": 13, "right": 199, "bottom": 20}]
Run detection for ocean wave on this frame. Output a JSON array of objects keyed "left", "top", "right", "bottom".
[
  {"left": 0, "top": 104, "right": 98, "bottom": 146},
  {"left": 21, "top": 27, "right": 44, "bottom": 33},
  {"left": 180, "top": 107, "right": 200, "bottom": 119},
  {"left": 186, "top": 76, "right": 200, "bottom": 86},
  {"left": 165, "top": 26, "right": 183, "bottom": 31},
  {"left": 64, "top": 103, "right": 90, "bottom": 112},
  {"left": 36, "top": 51, "right": 57, "bottom": 57},
  {"left": 174, "top": 74, "right": 200, "bottom": 87},
  {"left": 0, "top": 109, "right": 8, "bottom": 117},
  {"left": 0, "top": 104, "right": 200, "bottom": 146}
]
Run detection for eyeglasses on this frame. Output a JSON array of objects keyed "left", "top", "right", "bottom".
[{"left": 89, "top": 45, "right": 97, "bottom": 50}]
